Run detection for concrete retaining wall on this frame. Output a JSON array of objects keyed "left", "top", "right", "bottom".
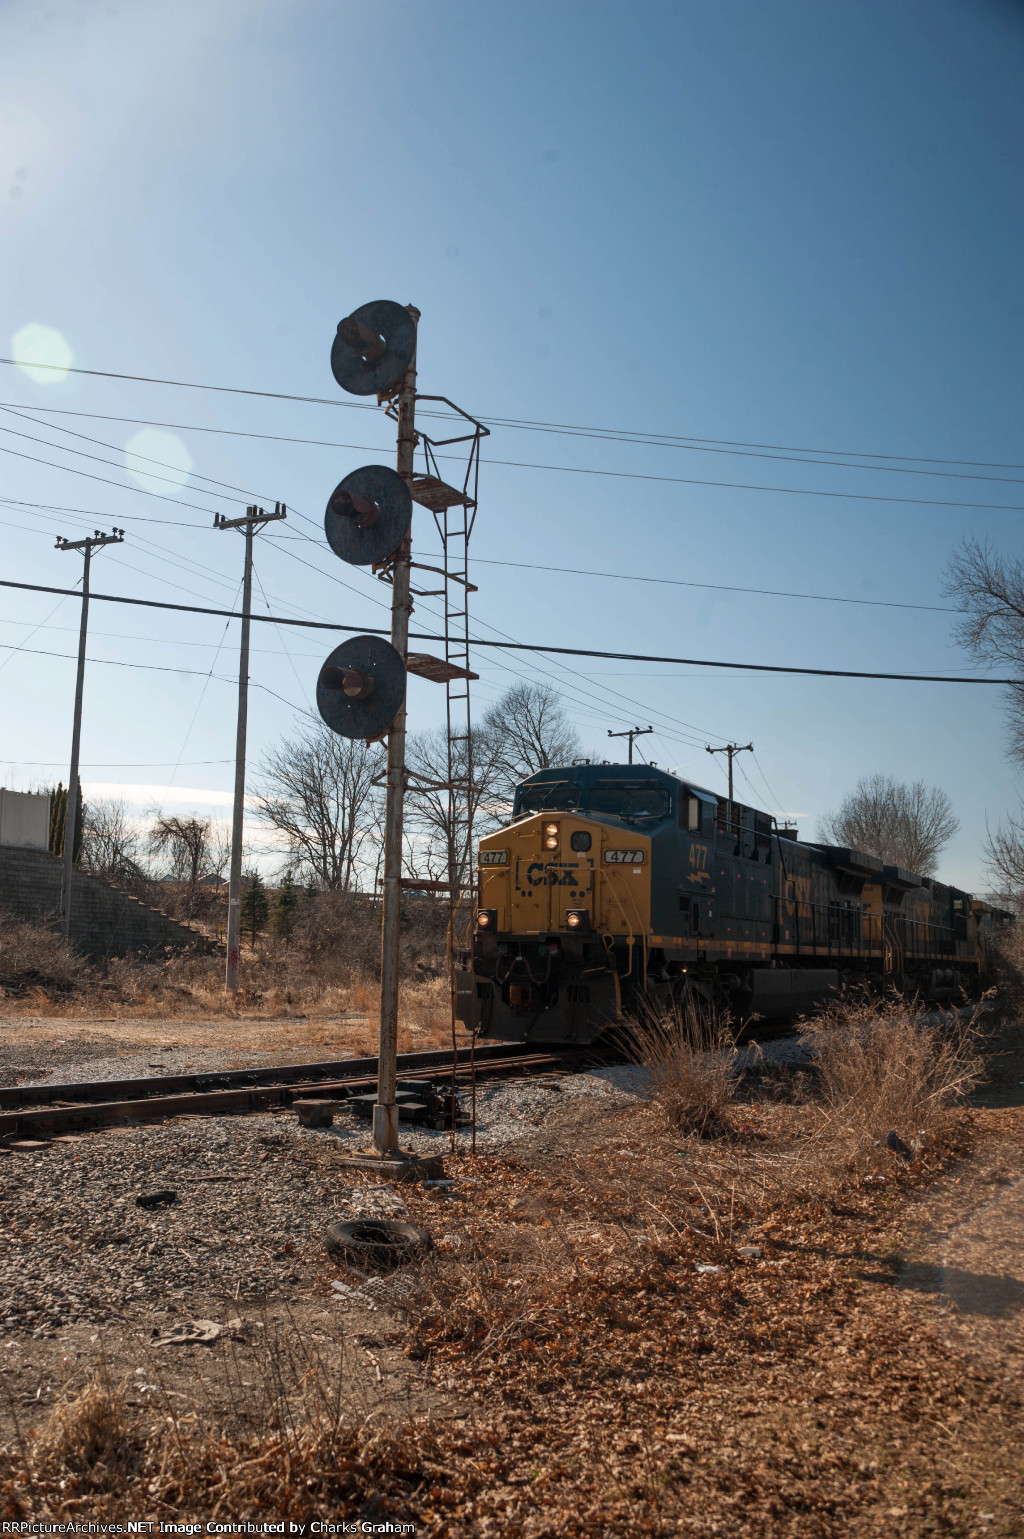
[{"left": 0, "top": 846, "right": 218, "bottom": 959}]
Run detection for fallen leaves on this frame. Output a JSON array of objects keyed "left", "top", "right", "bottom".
[{"left": 2, "top": 1099, "right": 1021, "bottom": 1534}]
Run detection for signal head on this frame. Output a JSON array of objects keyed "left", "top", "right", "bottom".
[
  {"left": 324, "top": 464, "right": 412, "bottom": 567},
  {"left": 330, "top": 300, "right": 417, "bottom": 397},
  {"left": 316, "top": 634, "right": 406, "bottom": 741}
]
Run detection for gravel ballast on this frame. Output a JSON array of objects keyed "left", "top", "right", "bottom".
[{"left": 0, "top": 1030, "right": 815, "bottom": 1340}]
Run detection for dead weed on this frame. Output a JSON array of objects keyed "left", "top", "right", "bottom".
[{"left": 801, "top": 992, "right": 983, "bottom": 1172}]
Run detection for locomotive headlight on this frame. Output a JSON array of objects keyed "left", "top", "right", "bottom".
[
  {"left": 565, "top": 909, "right": 589, "bottom": 931},
  {"left": 476, "top": 909, "right": 497, "bottom": 931},
  {"left": 543, "top": 821, "right": 559, "bottom": 850}
]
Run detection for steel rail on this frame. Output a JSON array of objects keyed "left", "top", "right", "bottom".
[{"left": 0, "top": 1042, "right": 597, "bottom": 1142}]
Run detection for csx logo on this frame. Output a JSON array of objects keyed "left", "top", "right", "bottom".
[{"left": 525, "top": 863, "right": 579, "bottom": 887}]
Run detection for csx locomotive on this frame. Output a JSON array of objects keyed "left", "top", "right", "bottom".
[{"left": 455, "top": 762, "right": 1004, "bottom": 1044}]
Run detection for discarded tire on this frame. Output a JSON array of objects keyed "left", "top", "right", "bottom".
[{"left": 325, "top": 1219, "right": 432, "bottom": 1271}]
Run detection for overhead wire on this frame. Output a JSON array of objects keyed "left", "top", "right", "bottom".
[
  {"left": 0, "top": 587, "right": 77, "bottom": 675},
  {"left": 162, "top": 579, "right": 239, "bottom": 793},
  {"left": 251, "top": 558, "right": 313, "bottom": 713},
  {"left": 751, "top": 751, "right": 787, "bottom": 813},
  {"left": 0, "top": 406, "right": 271, "bottom": 506},
  {"left": 0, "top": 758, "right": 232, "bottom": 767},
  {"left": 0, "top": 577, "right": 1010, "bottom": 684},
  {"left": 9, "top": 397, "right": 1024, "bottom": 486},
  {"left": 6, "top": 378, "right": 1024, "bottom": 516},
  {"left": 0, "top": 377, "right": 995, "bottom": 758},
  {"left": 415, "top": 553, "right": 959, "bottom": 615},
  {"left": 0, "top": 384, "right": 982, "bottom": 745},
  {"left": 4, "top": 358, "right": 1024, "bottom": 472}
]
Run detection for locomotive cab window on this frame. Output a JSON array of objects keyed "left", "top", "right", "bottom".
[
  {"left": 589, "top": 782, "right": 671, "bottom": 822},
  {"left": 516, "top": 781, "right": 581, "bottom": 815}
]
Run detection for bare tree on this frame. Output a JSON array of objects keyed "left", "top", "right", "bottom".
[
  {"left": 149, "top": 814, "right": 217, "bottom": 913},
  {"left": 817, "top": 775, "right": 959, "bottom": 877},
  {"left": 254, "top": 721, "right": 384, "bottom": 891},
  {"left": 980, "top": 811, "right": 1024, "bottom": 903},
  {"left": 481, "top": 682, "right": 582, "bottom": 802},
  {"left": 80, "top": 798, "right": 143, "bottom": 882},
  {"left": 944, "top": 537, "right": 1024, "bottom": 766},
  {"left": 405, "top": 723, "right": 505, "bottom": 883}
]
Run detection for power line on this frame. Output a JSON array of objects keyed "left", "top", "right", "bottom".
[
  {"left": 0, "top": 395, "right": 985, "bottom": 625},
  {"left": 0, "top": 577, "right": 1011, "bottom": 685},
  {"left": 0, "top": 410, "right": 983, "bottom": 741},
  {"left": 0, "top": 586, "right": 77, "bottom": 674},
  {"left": 8, "top": 397, "right": 1024, "bottom": 487},
  {"left": 751, "top": 750, "right": 787, "bottom": 813},
  {"left": 0, "top": 475, "right": 980, "bottom": 751},
  {"left": 7, "top": 383, "right": 1024, "bottom": 518},
  {"left": 417, "top": 552, "right": 958, "bottom": 615},
  {"left": 0, "top": 440, "right": 238, "bottom": 516},
  {"left": 0, "top": 495, "right": 201, "bottom": 529},
  {"left": 8, "top": 405, "right": 1024, "bottom": 520},
  {"left": 4, "top": 361, "right": 1024, "bottom": 473},
  {"left": 0, "top": 758, "right": 233, "bottom": 767},
  {"left": 0, "top": 415, "right": 731, "bottom": 744},
  {"left": 0, "top": 405, "right": 281, "bottom": 507},
  {"left": 0, "top": 639, "right": 237, "bottom": 681}
]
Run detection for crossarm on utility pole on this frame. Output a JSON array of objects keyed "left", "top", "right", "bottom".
[
  {"left": 607, "top": 725, "right": 653, "bottom": 765},
  {"left": 705, "top": 742, "right": 754, "bottom": 831}
]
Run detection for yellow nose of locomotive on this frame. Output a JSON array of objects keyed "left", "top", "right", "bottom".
[{"left": 477, "top": 814, "right": 650, "bottom": 936}]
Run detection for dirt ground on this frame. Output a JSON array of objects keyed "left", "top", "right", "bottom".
[
  {"left": 0, "top": 1006, "right": 457, "bottom": 1087},
  {"left": 0, "top": 1011, "right": 1021, "bottom": 1535}
]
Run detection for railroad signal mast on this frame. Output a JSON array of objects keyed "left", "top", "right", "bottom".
[
  {"left": 55, "top": 527, "right": 125, "bottom": 939},
  {"left": 320, "top": 301, "right": 486, "bottom": 1160},
  {"left": 705, "top": 741, "right": 754, "bottom": 834}
]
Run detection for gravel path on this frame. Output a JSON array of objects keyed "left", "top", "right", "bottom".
[
  {"left": 0, "top": 1017, "right": 373, "bottom": 1089},
  {"left": 0, "top": 1032, "right": 818, "bottom": 1341},
  {"left": 0, "top": 1112, "right": 409, "bottom": 1338},
  {"left": 0, "top": 1066, "right": 655, "bottom": 1340},
  {"left": 11, "top": 1045, "right": 344, "bottom": 1086}
]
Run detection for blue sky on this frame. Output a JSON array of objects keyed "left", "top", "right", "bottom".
[{"left": 2, "top": 0, "right": 1023, "bottom": 888}]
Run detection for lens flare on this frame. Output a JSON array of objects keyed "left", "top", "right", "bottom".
[
  {"left": 11, "top": 322, "right": 73, "bottom": 384},
  {"left": 124, "top": 428, "right": 193, "bottom": 494}
]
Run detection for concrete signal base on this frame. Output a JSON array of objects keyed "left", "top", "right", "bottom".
[{"left": 335, "top": 1148, "right": 446, "bottom": 1183}]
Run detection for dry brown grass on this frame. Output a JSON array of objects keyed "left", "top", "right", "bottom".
[
  {"left": 3, "top": 1092, "right": 1021, "bottom": 1532},
  {"left": 32, "top": 1378, "right": 139, "bottom": 1480},
  {"left": 0, "top": 891, "right": 452, "bottom": 1043},
  {"left": 801, "top": 992, "right": 983, "bottom": 1172},
  {"left": 0, "top": 912, "right": 87, "bottom": 993},
  {"left": 627, "top": 1002, "right": 740, "bottom": 1138},
  {"left": 4, "top": 1319, "right": 426, "bottom": 1524},
  {"left": 0, "top": 976, "right": 456, "bottom": 1059}
]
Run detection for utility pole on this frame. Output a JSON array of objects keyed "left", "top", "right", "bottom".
[
  {"left": 705, "top": 742, "right": 753, "bottom": 830},
  {"left": 56, "top": 528, "right": 124, "bottom": 939},
  {"left": 608, "top": 725, "right": 653, "bottom": 765},
  {"left": 375, "top": 306, "right": 420, "bottom": 1157},
  {"left": 216, "top": 502, "right": 287, "bottom": 994}
]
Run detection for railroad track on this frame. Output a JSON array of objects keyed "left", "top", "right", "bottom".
[{"left": 0, "top": 1041, "right": 606, "bottom": 1142}]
